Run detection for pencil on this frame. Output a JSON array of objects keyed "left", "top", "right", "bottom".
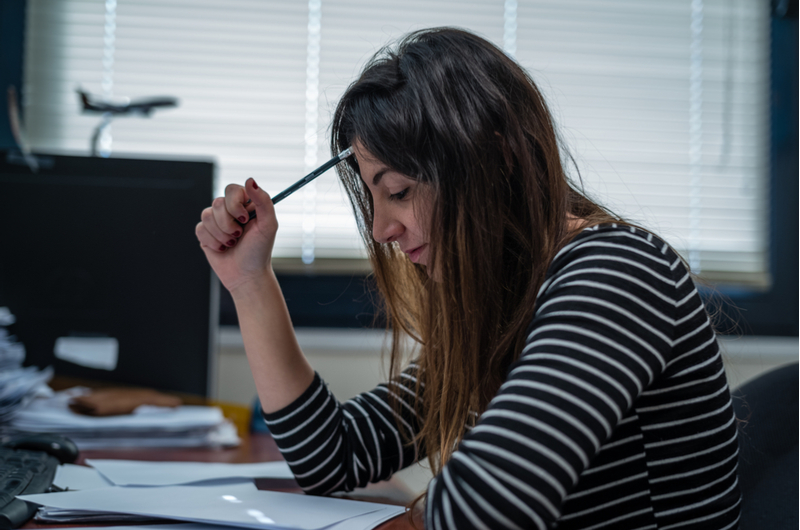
[{"left": 248, "top": 146, "right": 354, "bottom": 221}]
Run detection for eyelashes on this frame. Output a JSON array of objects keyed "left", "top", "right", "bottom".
[{"left": 390, "top": 187, "right": 410, "bottom": 201}]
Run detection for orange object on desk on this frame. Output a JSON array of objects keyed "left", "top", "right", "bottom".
[{"left": 68, "top": 388, "right": 182, "bottom": 416}]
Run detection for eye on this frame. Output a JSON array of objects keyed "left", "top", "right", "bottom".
[{"left": 390, "top": 187, "right": 410, "bottom": 201}]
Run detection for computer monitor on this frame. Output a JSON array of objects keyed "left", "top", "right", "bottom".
[{"left": 0, "top": 151, "right": 217, "bottom": 396}]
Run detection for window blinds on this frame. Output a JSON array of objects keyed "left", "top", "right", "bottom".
[
  {"left": 514, "top": 0, "right": 770, "bottom": 283},
  {"left": 22, "top": 0, "right": 770, "bottom": 282}
]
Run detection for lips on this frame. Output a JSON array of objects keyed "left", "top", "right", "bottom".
[{"left": 405, "top": 244, "right": 427, "bottom": 264}]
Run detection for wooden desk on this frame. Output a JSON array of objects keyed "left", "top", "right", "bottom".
[{"left": 23, "top": 433, "right": 419, "bottom": 530}]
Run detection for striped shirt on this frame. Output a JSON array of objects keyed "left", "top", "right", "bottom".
[{"left": 263, "top": 225, "right": 742, "bottom": 529}]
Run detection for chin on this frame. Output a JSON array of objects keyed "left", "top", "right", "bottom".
[{"left": 425, "top": 264, "right": 442, "bottom": 283}]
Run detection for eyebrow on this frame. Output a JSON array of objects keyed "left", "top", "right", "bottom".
[{"left": 372, "top": 168, "right": 390, "bottom": 186}]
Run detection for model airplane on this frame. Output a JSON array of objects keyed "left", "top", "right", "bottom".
[
  {"left": 76, "top": 88, "right": 179, "bottom": 156},
  {"left": 77, "top": 88, "right": 178, "bottom": 116}
]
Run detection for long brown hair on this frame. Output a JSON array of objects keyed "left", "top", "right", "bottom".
[{"left": 331, "top": 28, "right": 619, "bottom": 480}]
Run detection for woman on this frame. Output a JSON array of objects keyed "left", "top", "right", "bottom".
[{"left": 196, "top": 28, "right": 741, "bottom": 530}]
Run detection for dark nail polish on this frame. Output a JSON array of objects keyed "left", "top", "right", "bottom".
[
  {"left": 252, "top": 180, "right": 259, "bottom": 190},
  {"left": 227, "top": 239, "right": 236, "bottom": 246},
  {"left": 219, "top": 245, "right": 226, "bottom": 251},
  {"left": 238, "top": 216, "right": 247, "bottom": 224},
  {"left": 233, "top": 230, "right": 241, "bottom": 237}
]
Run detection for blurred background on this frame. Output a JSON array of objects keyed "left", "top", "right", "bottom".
[{"left": 0, "top": 1, "right": 796, "bottom": 420}]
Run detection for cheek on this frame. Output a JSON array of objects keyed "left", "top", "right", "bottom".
[
  {"left": 413, "top": 195, "right": 434, "bottom": 238},
  {"left": 405, "top": 210, "right": 428, "bottom": 239}
]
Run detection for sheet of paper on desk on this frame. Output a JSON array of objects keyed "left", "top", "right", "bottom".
[
  {"left": 19, "top": 480, "right": 406, "bottom": 530},
  {"left": 85, "top": 458, "right": 294, "bottom": 485},
  {"left": 36, "top": 507, "right": 168, "bottom": 524},
  {"left": 54, "top": 463, "right": 115, "bottom": 490},
  {"left": 36, "top": 509, "right": 404, "bottom": 530},
  {"left": 54, "top": 509, "right": 405, "bottom": 530}
]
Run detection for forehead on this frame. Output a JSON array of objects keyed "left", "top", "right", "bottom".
[
  {"left": 352, "top": 140, "right": 382, "bottom": 168},
  {"left": 353, "top": 141, "right": 399, "bottom": 187}
]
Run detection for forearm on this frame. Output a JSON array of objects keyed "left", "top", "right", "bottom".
[
  {"left": 230, "top": 270, "right": 315, "bottom": 413},
  {"left": 263, "top": 365, "right": 426, "bottom": 495}
]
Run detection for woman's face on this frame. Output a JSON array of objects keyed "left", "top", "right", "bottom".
[{"left": 353, "top": 141, "right": 433, "bottom": 269}]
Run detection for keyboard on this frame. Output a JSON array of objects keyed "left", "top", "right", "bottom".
[{"left": 0, "top": 446, "right": 59, "bottom": 529}]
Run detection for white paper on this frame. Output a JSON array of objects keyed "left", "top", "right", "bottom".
[
  {"left": 36, "top": 507, "right": 165, "bottom": 524},
  {"left": 19, "top": 480, "right": 404, "bottom": 530},
  {"left": 328, "top": 507, "right": 407, "bottom": 530},
  {"left": 34, "top": 509, "right": 403, "bottom": 530},
  {"left": 64, "top": 420, "right": 240, "bottom": 450},
  {"left": 50, "top": 512, "right": 406, "bottom": 530},
  {"left": 11, "top": 389, "right": 224, "bottom": 431},
  {"left": 86, "top": 459, "right": 294, "bottom": 486},
  {"left": 0, "top": 307, "right": 16, "bottom": 326},
  {"left": 54, "top": 336, "right": 119, "bottom": 370},
  {"left": 54, "top": 464, "right": 115, "bottom": 490}
]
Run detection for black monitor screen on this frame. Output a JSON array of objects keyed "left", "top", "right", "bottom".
[{"left": 0, "top": 151, "right": 217, "bottom": 396}]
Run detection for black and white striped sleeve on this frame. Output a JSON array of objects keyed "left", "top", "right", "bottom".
[
  {"left": 425, "top": 228, "right": 678, "bottom": 529},
  {"left": 262, "top": 363, "right": 425, "bottom": 495}
]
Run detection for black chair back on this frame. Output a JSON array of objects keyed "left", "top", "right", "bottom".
[{"left": 731, "top": 362, "right": 799, "bottom": 529}]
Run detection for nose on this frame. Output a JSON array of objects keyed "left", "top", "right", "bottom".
[{"left": 372, "top": 206, "right": 403, "bottom": 244}]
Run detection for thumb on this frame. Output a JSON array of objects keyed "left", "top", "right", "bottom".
[{"left": 245, "top": 178, "right": 276, "bottom": 224}]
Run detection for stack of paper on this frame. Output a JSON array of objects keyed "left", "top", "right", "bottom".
[
  {"left": 23, "top": 460, "right": 406, "bottom": 530},
  {"left": 36, "top": 508, "right": 167, "bottom": 525},
  {"left": 8, "top": 388, "right": 239, "bottom": 449},
  {"left": 84, "top": 459, "right": 295, "bottom": 485},
  {"left": 0, "top": 365, "right": 54, "bottom": 423},
  {"left": 0, "top": 308, "right": 25, "bottom": 369},
  {"left": 0, "top": 307, "right": 54, "bottom": 423},
  {"left": 23, "top": 481, "right": 405, "bottom": 530}
]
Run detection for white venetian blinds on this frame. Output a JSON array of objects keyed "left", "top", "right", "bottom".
[
  {"left": 513, "top": 0, "right": 771, "bottom": 282},
  {"left": 22, "top": 0, "right": 770, "bottom": 281}
]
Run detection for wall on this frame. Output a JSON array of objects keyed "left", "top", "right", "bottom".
[
  {"left": 215, "top": 327, "right": 392, "bottom": 405},
  {"left": 215, "top": 327, "right": 799, "bottom": 406}
]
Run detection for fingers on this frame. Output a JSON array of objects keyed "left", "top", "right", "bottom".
[
  {"left": 197, "top": 184, "right": 250, "bottom": 253},
  {"left": 195, "top": 220, "right": 228, "bottom": 253},
  {"left": 224, "top": 183, "right": 253, "bottom": 225},
  {"left": 211, "top": 196, "right": 243, "bottom": 243},
  {"left": 196, "top": 180, "right": 276, "bottom": 254},
  {"left": 196, "top": 207, "right": 237, "bottom": 252}
]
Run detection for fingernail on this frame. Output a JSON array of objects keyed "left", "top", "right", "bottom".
[
  {"left": 233, "top": 230, "right": 241, "bottom": 237},
  {"left": 238, "top": 216, "right": 247, "bottom": 224},
  {"left": 251, "top": 179, "right": 259, "bottom": 190},
  {"left": 219, "top": 245, "right": 227, "bottom": 251},
  {"left": 227, "top": 239, "right": 236, "bottom": 246}
]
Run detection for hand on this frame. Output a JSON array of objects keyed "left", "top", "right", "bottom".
[{"left": 195, "top": 178, "right": 278, "bottom": 295}]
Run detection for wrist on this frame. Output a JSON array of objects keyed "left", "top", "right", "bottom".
[{"left": 227, "top": 268, "right": 278, "bottom": 303}]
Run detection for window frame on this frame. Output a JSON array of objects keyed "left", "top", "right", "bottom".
[{"left": 3, "top": 0, "right": 795, "bottom": 336}]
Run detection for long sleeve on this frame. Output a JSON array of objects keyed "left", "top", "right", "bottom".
[
  {"left": 262, "top": 362, "right": 426, "bottom": 494},
  {"left": 262, "top": 225, "right": 740, "bottom": 530},
  {"left": 425, "top": 226, "right": 740, "bottom": 530}
]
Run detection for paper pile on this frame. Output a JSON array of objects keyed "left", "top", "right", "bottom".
[
  {"left": 22, "top": 460, "right": 405, "bottom": 530},
  {"left": 0, "top": 307, "right": 54, "bottom": 423},
  {"left": 8, "top": 388, "right": 240, "bottom": 449},
  {"left": 0, "top": 308, "right": 24, "bottom": 369},
  {"left": 84, "top": 459, "right": 295, "bottom": 485}
]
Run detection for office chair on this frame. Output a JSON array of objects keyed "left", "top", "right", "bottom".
[{"left": 731, "top": 362, "right": 799, "bottom": 529}]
